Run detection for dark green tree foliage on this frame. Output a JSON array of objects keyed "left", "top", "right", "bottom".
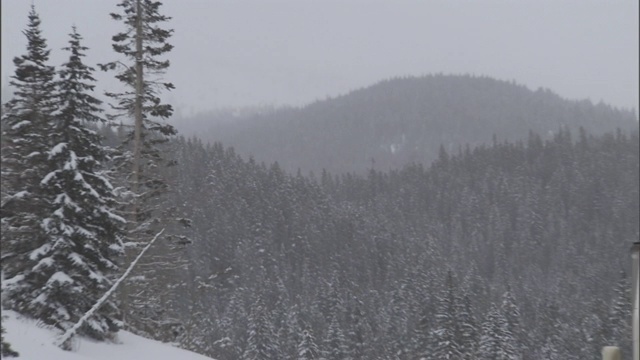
[
  {"left": 2, "top": 8, "right": 123, "bottom": 342},
  {"left": 103, "top": 0, "right": 175, "bottom": 130},
  {"left": 101, "top": 0, "right": 177, "bottom": 234},
  {"left": 30, "top": 25, "right": 124, "bottom": 340},
  {"left": 1, "top": 6, "right": 58, "bottom": 305},
  {"left": 101, "top": 0, "right": 187, "bottom": 341},
  {"left": 57, "top": 26, "right": 105, "bottom": 125}
]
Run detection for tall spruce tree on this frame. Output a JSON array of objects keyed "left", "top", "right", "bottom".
[
  {"left": 34, "top": 25, "right": 124, "bottom": 341},
  {"left": 476, "top": 304, "right": 519, "bottom": 360},
  {"left": 500, "top": 286, "right": 523, "bottom": 358},
  {"left": 1, "top": 4, "right": 58, "bottom": 321},
  {"left": 456, "top": 292, "right": 479, "bottom": 360},
  {"left": 430, "top": 271, "right": 463, "bottom": 360},
  {"left": 606, "top": 272, "right": 631, "bottom": 353},
  {"left": 411, "top": 304, "right": 433, "bottom": 360},
  {"left": 242, "top": 297, "right": 282, "bottom": 360},
  {"left": 534, "top": 300, "right": 568, "bottom": 360},
  {"left": 345, "top": 296, "right": 372, "bottom": 359},
  {"left": 100, "top": 0, "right": 187, "bottom": 339},
  {"left": 387, "top": 283, "right": 411, "bottom": 358},
  {"left": 1, "top": 9, "right": 123, "bottom": 342},
  {"left": 100, "top": 0, "right": 176, "bottom": 208},
  {"left": 323, "top": 313, "right": 349, "bottom": 360},
  {"left": 297, "top": 329, "right": 320, "bottom": 360}
]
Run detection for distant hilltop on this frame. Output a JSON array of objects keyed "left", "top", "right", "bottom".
[{"left": 178, "top": 74, "right": 638, "bottom": 175}]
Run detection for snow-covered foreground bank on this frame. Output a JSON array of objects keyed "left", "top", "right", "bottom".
[{"left": 2, "top": 311, "right": 215, "bottom": 360}]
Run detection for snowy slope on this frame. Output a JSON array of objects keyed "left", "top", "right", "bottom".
[{"left": 2, "top": 311, "right": 215, "bottom": 360}]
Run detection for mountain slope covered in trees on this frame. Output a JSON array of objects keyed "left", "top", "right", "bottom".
[
  {"left": 153, "top": 128, "right": 638, "bottom": 359},
  {"left": 178, "top": 74, "right": 638, "bottom": 175},
  {"left": 3, "top": 4, "right": 638, "bottom": 359}
]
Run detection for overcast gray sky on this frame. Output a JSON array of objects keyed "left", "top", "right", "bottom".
[{"left": 2, "top": 0, "right": 638, "bottom": 117}]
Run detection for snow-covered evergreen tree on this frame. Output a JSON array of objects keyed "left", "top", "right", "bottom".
[
  {"left": 429, "top": 271, "right": 463, "bottom": 360},
  {"left": 1, "top": 4, "right": 59, "bottom": 320},
  {"left": 318, "top": 271, "right": 344, "bottom": 322},
  {"left": 606, "top": 272, "right": 631, "bottom": 352},
  {"left": 500, "top": 286, "right": 523, "bottom": 358},
  {"left": 32, "top": 25, "right": 124, "bottom": 340},
  {"left": 323, "top": 313, "right": 349, "bottom": 360},
  {"left": 538, "top": 336, "right": 562, "bottom": 360},
  {"left": 1, "top": 8, "right": 123, "bottom": 342},
  {"left": 100, "top": 0, "right": 188, "bottom": 340},
  {"left": 456, "top": 292, "right": 478, "bottom": 359},
  {"left": 279, "top": 301, "right": 302, "bottom": 359},
  {"left": 345, "top": 296, "right": 372, "bottom": 359},
  {"left": 476, "top": 304, "right": 519, "bottom": 360},
  {"left": 411, "top": 304, "right": 433, "bottom": 360},
  {"left": 242, "top": 297, "right": 281, "bottom": 360},
  {"left": 272, "top": 275, "right": 297, "bottom": 358},
  {"left": 297, "top": 328, "right": 320, "bottom": 360},
  {"left": 214, "top": 289, "right": 247, "bottom": 359},
  {"left": 533, "top": 300, "right": 568, "bottom": 360},
  {"left": 579, "top": 303, "right": 607, "bottom": 360},
  {"left": 386, "top": 283, "right": 411, "bottom": 358},
  {"left": 100, "top": 0, "right": 177, "bottom": 220}
]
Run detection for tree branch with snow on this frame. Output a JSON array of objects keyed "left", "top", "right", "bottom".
[{"left": 55, "top": 228, "right": 165, "bottom": 350}]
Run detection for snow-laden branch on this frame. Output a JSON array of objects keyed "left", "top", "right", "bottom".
[{"left": 55, "top": 228, "right": 165, "bottom": 349}]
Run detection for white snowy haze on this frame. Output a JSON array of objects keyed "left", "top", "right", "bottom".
[{"left": 1, "top": 0, "right": 639, "bottom": 116}]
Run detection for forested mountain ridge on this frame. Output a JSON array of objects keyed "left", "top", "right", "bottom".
[
  {"left": 178, "top": 74, "right": 638, "bottom": 175},
  {"left": 4, "top": 3, "right": 636, "bottom": 360},
  {"left": 150, "top": 128, "right": 638, "bottom": 359}
]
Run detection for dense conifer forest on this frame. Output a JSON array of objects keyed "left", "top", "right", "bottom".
[
  {"left": 117, "top": 126, "right": 636, "bottom": 359},
  {"left": 2, "top": 2, "right": 638, "bottom": 359}
]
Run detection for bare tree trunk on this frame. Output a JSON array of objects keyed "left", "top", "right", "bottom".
[
  {"left": 121, "top": 0, "right": 145, "bottom": 331},
  {"left": 133, "top": 0, "right": 143, "bottom": 196}
]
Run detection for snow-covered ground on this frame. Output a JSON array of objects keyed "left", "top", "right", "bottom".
[{"left": 2, "top": 311, "right": 215, "bottom": 360}]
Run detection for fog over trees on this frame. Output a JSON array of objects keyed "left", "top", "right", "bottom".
[
  {"left": 1, "top": 2, "right": 638, "bottom": 360},
  {"left": 177, "top": 75, "right": 638, "bottom": 175},
  {"left": 137, "top": 126, "right": 635, "bottom": 359}
]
